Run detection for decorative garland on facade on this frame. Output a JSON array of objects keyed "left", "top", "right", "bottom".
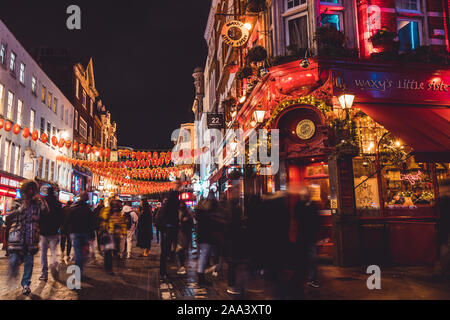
[{"left": 264, "top": 95, "right": 332, "bottom": 129}]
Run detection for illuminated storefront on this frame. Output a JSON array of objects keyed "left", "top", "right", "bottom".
[
  {"left": 234, "top": 58, "right": 449, "bottom": 266},
  {"left": 0, "top": 171, "right": 22, "bottom": 215}
]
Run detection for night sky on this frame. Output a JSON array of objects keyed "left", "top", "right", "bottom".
[{"left": 1, "top": 0, "right": 210, "bottom": 150}]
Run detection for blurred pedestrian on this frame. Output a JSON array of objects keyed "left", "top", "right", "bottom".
[
  {"left": 6, "top": 180, "right": 44, "bottom": 295},
  {"left": 39, "top": 185, "right": 63, "bottom": 281},
  {"left": 137, "top": 198, "right": 153, "bottom": 257},
  {"left": 195, "top": 190, "right": 226, "bottom": 287},
  {"left": 295, "top": 186, "right": 320, "bottom": 289},
  {"left": 68, "top": 191, "right": 95, "bottom": 276},
  {"left": 60, "top": 201, "right": 73, "bottom": 264},
  {"left": 157, "top": 181, "right": 181, "bottom": 280},
  {"left": 121, "top": 201, "right": 138, "bottom": 259},
  {"left": 176, "top": 202, "right": 193, "bottom": 275},
  {"left": 93, "top": 199, "right": 104, "bottom": 254},
  {"left": 99, "top": 199, "right": 127, "bottom": 275},
  {"left": 153, "top": 206, "right": 161, "bottom": 244}
]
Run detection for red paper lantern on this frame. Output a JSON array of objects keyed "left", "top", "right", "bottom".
[
  {"left": 86, "top": 145, "right": 91, "bottom": 154},
  {"left": 136, "top": 151, "right": 141, "bottom": 160},
  {"left": 32, "top": 130, "right": 39, "bottom": 141},
  {"left": 79, "top": 144, "right": 85, "bottom": 153},
  {"left": 4, "top": 121, "right": 12, "bottom": 132},
  {"left": 13, "top": 124, "right": 21, "bottom": 135},
  {"left": 0, "top": 119, "right": 3, "bottom": 130},
  {"left": 40, "top": 132, "right": 48, "bottom": 144},
  {"left": 131, "top": 152, "right": 136, "bottom": 159},
  {"left": 66, "top": 140, "right": 72, "bottom": 149},
  {"left": 51, "top": 136, "right": 58, "bottom": 146},
  {"left": 22, "top": 127, "right": 30, "bottom": 139},
  {"left": 146, "top": 152, "right": 152, "bottom": 160}
]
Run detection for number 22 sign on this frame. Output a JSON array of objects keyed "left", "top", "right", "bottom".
[{"left": 207, "top": 113, "right": 224, "bottom": 129}]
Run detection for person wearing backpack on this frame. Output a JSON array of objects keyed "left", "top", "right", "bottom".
[{"left": 121, "top": 201, "right": 138, "bottom": 259}]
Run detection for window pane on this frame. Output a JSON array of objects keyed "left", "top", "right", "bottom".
[
  {"left": 398, "top": 20, "right": 420, "bottom": 51},
  {"left": 288, "top": 15, "right": 308, "bottom": 50},
  {"left": 321, "top": 14, "right": 341, "bottom": 31}
]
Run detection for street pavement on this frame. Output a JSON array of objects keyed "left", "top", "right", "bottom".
[{"left": 0, "top": 240, "right": 449, "bottom": 300}]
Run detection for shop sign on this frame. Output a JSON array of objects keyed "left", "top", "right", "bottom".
[
  {"left": 221, "top": 20, "right": 249, "bottom": 47},
  {"left": 0, "top": 175, "right": 21, "bottom": 189},
  {"left": 341, "top": 69, "right": 450, "bottom": 105},
  {"left": 207, "top": 113, "right": 224, "bottom": 129}
]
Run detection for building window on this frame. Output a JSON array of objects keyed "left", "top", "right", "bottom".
[
  {"left": 44, "top": 159, "right": 49, "bottom": 180},
  {"left": 75, "top": 78, "right": 80, "bottom": 99},
  {"left": 82, "top": 90, "right": 87, "bottom": 108},
  {"left": 17, "top": 100, "right": 23, "bottom": 126},
  {"left": 287, "top": 0, "right": 306, "bottom": 9},
  {"left": 40, "top": 117, "right": 45, "bottom": 135},
  {"left": 47, "top": 122, "right": 51, "bottom": 139},
  {"left": 31, "top": 77, "right": 37, "bottom": 94},
  {"left": 7, "top": 91, "right": 14, "bottom": 120},
  {"left": 37, "top": 156, "right": 43, "bottom": 178},
  {"left": 30, "top": 109, "right": 35, "bottom": 133},
  {"left": 79, "top": 117, "right": 87, "bottom": 139},
  {"left": 65, "top": 108, "right": 68, "bottom": 125},
  {"left": 9, "top": 52, "right": 16, "bottom": 73},
  {"left": 53, "top": 97, "right": 57, "bottom": 113},
  {"left": 90, "top": 100, "right": 93, "bottom": 116},
  {"left": 286, "top": 13, "right": 309, "bottom": 52},
  {"left": 0, "top": 43, "right": 6, "bottom": 65},
  {"left": 74, "top": 110, "right": 78, "bottom": 130},
  {"left": 14, "top": 145, "right": 20, "bottom": 175},
  {"left": 396, "top": 0, "right": 419, "bottom": 11},
  {"left": 320, "top": 13, "right": 343, "bottom": 31},
  {"left": 41, "top": 86, "right": 46, "bottom": 103},
  {"left": 19, "top": 63, "right": 25, "bottom": 84},
  {"left": 397, "top": 19, "right": 421, "bottom": 52},
  {"left": 48, "top": 92, "right": 52, "bottom": 109},
  {"left": 50, "top": 161, "right": 55, "bottom": 181},
  {"left": 0, "top": 83, "right": 4, "bottom": 115},
  {"left": 3, "top": 140, "right": 11, "bottom": 171},
  {"left": 89, "top": 126, "right": 92, "bottom": 144}
]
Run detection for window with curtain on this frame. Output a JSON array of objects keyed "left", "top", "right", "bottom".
[
  {"left": 17, "top": 100, "right": 23, "bottom": 126},
  {"left": 3, "top": 140, "right": 11, "bottom": 171},
  {"left": 7, "top": 91, "right": 14, "bottom": 120},
  {"left": 14, "top": 146, "right": 20, "bottom": 175},
  {"left": 30, "top": 109, "right": 35, "bottom": 133},
  {"left": 0, "top": 83, "right": 4, "bottom": 115},
  {"left": 287, "top": 14, "right": 308, "bottom": 50}
]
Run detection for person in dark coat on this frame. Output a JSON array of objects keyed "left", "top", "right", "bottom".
[
  {"left": 158, "top": 182, "right": 181, "bottom": 279},
  {"left": 39, "top": 185, "right": 63, "bottom": 281},
  {"left": 67, "top": 192, "right": 95, "bottom": 275},
  {"left": 60, "top": 201, "right": 73, "bottom": 264},
  {"left": 137, "top": 198, "right": 153, "bottom": 256},
  {"left": 93, "top": 199, "right": 104, "bottom": 253},
  {"left": 175, "top": 201, "right": 193, "bottom": 275}
]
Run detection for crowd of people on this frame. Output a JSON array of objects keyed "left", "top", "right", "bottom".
[
  {"left": 2, "top": 179, "right": 157, "bottom": 296},
  {"left": 155, "top": 181, "right": 322, "bottom": 299}
]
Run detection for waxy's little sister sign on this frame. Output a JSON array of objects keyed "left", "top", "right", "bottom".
[{"left": 341, "top": 69, "right": 450, "bottom": 105}]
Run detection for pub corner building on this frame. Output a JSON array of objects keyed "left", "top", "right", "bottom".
[{"left": 227, "top": 58, "right": 450, "bottom": 267}]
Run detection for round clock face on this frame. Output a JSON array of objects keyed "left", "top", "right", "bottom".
[{"left": 296, "top": 119, "right": 316, "bottom": 140}]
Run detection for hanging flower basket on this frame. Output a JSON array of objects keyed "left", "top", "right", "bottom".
[
  {"left": 246, "top": 0, "right": 266, "bottom": 13},
  {"left": 247, "top": 46, "right": 267, "bottom": 63},
  {"left": 236, "top": 65, "right": 253, "bottom": 80},
  {"left": 369, "top": 27, "right": 397, "bottom": 52}
]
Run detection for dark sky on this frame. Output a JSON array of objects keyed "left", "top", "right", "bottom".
[{"left": 1, "top": 0, "right": 210, "bottom": 150}]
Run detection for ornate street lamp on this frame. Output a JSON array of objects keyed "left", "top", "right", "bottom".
[{"left": 253, "top": 108, "right": 266, "bottom": 123}]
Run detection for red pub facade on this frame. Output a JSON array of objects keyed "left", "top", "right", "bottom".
[{"left": 200, "top": 0, "right": 450, "bottom": 266}]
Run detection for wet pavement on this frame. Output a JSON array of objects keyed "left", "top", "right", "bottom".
[{"left": 0, "top": 240, "right": 449, "bottom": 300}]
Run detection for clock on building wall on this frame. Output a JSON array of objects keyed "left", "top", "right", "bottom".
[{"left": 296, "top": 119, "right": 316, "bottom": 140}]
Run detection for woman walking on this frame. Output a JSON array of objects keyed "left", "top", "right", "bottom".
[
  {"left": 99, "top": 199, "right": 127, "bottom": 275},
  {"left": 137, "top": 199, "right": 153, "bottom": 257}
]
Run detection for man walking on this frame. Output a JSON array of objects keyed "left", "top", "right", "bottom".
[
  {"left": 6, "top": 180, "right": 45, "bottom": 295},
  {"left": 39, "top": 185, "right": 63, "bottom": 281},
  {"left": 67, "top": 192, "right": 95, "bottom": 276}
]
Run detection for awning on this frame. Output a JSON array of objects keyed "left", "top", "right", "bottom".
[{"left": 357, "top": 104, "right": 450, "bottom": 162}]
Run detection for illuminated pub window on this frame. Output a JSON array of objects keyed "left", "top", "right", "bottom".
[
  {"left": 305, "top": 162, "right": 330, "bottom": 210},
  {"left": 287, "top": 13, "right": 308, "bottom": 50},
  {"left": 397, "top": 20, "right": 421, "bottom": 52},
  {"left": 320, "top": 13, "right": 342, "bottom": 31}
]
